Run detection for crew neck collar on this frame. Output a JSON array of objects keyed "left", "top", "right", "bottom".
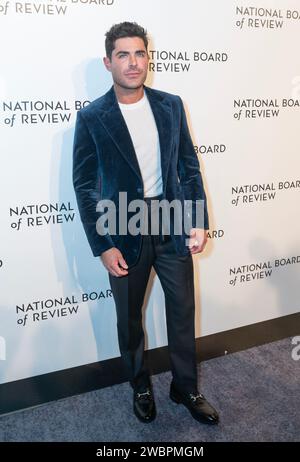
[{"left": 118, "top": 92, "right": 147, "bottom": 110}]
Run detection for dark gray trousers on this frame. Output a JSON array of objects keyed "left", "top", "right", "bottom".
[{"left": 108, "top": 195, "right": 198, "bottom": 394}]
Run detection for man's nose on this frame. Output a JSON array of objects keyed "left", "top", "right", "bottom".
[{"left": 129, "top": 54, "right": 137, "bottom": 67}]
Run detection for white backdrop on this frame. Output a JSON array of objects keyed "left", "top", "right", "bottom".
[{"left": 0, "top": 0, "right": 300, "bottom": 384}]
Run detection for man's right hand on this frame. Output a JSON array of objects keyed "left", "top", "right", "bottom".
[{"left": 100, "top": 247, "right": 129, "bottom": 277}]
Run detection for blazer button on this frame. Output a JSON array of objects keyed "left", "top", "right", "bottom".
[{"left": 137, "top": 187, "right": 143, "bottom": 194}]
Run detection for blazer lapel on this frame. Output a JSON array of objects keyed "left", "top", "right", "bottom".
[
  {"left": 95, "top": 85, "right": 173, "bottom": 192},
  {"left": 96, "top": 87, "right": 142, "bottom": 180},
  {"left": 145, "top": 86, "right": 173, "bottom": 192}
]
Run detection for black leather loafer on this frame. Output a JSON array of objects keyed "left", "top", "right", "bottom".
[
  {"left": 170, "top": 381, "right": 219, "bottom": 425},
  {"left": 133, "top": 388, "right": 156, "bottom": 423}
]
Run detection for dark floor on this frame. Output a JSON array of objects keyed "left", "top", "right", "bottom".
[{"left": 0, "top": 337, "right": 299, "bottom": 442}]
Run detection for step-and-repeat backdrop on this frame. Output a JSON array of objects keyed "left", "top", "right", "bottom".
[{"left": 1, "top": 0, "right": 299, "bottom": 384}]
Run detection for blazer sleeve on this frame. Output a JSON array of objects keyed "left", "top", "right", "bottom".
[
  {"left": 72, "top": 110, "right": 115, "bottom": 257},
  {"left": 177, "top": 97, "right": 209, "bottom": 230}
]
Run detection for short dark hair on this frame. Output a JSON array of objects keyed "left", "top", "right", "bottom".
[{"left": 105, "top": 21, "right": 148, "bottom": 59}]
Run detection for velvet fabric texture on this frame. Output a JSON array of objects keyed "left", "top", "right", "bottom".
[{"left": 73, "top": 85, "right": 209, "bottom": 267}]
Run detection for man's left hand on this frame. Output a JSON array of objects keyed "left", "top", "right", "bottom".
[{"left": 188, "top": 228, "right": 208, "bottom": 254}]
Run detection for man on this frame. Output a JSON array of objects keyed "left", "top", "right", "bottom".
[{"left": 73, "top": 21, "right": 219, "bottom": 425}]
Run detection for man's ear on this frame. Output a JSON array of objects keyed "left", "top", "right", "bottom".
[{"left": 103, "top": 56, "right": 111, "bottom": 72}]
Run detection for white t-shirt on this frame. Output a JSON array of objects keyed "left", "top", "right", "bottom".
[{"left": 118, "top": 92, "right": 163, "bottom": 197}]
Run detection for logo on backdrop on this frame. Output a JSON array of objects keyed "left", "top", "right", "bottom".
[
  {"left": 207, "top": 229, "right": 224, "bottom": 240},
  {"left": 148, "top": 50, "right": 228, "bottom": 73},
  {"left": 235, "top": 6, "right": 300, "bottom": 30},
  {"left": 15, "top": 290, "right": 113, "bottom": 327},
  {"left": 233, "top": 98, "right": 300, "bottom": 120},
  {"left": 229, "top": 255, "right": 300, "bottom": 286},
  {"left": 194, "top": 144, "right": 226, "bottom": 156},
  {"left": 0, "top": 100, "right": 89, "bottom": 127},
  {"left": 231, "top": 180, "right": 300, "bottom": 206},
  {"left": 0, "top": 0, "right": 115, "bottom": 17},
  {"left": 9, "top": 202, "right": 75, "bottom": 229}
]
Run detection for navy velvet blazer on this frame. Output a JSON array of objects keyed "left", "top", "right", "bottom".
[{"left": 73, "top": 85, "right": 209, "bottom": 267}]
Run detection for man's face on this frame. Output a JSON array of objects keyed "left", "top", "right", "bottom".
[{"left": 103, "top": 36, "right": 149, "bottom": 90}]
